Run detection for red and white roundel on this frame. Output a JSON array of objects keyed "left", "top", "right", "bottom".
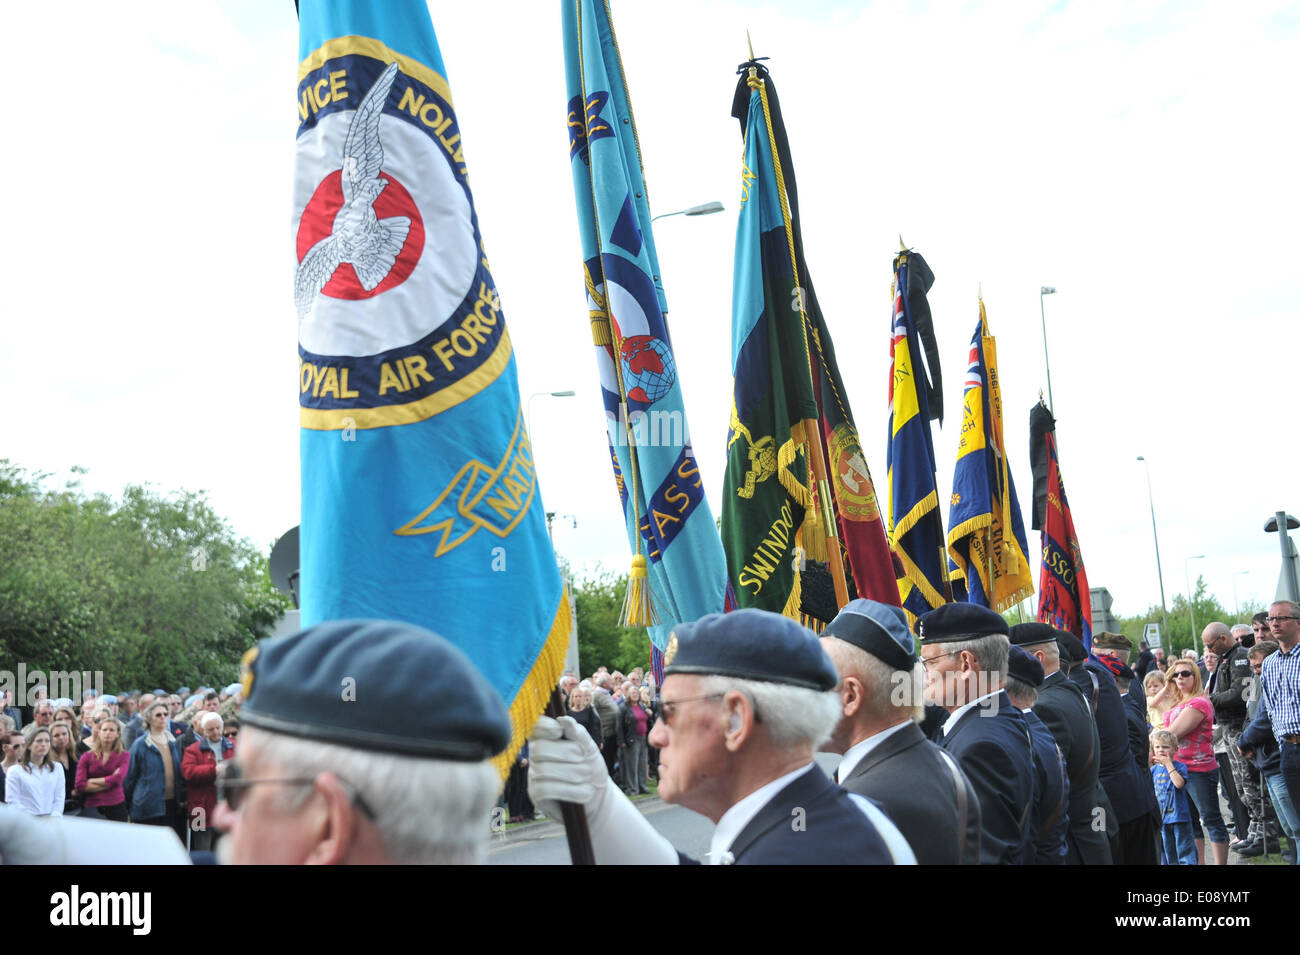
[
  {"left": 293, "top": 63, "right": 477, "bottom": 359},
  {"left": 296, "top": 169, "right": 425, "bottom": 302}
]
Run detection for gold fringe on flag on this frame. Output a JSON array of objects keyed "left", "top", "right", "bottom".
[
  {"left": 620, "top": 552, "right": 659, "bottom": 627},
  {"left": 491, "top": 587, "right": 572, "bottom": 783}
]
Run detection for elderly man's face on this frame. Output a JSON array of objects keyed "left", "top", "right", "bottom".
[
  {"left": 203, "top": 718, "right": 223, "bottom": 743},
  {"left": 34, "top": 704, "right": 53, "bottom": 726},
  {"left": 647, "top": 675, "right": 728, "bottom": 815},
  {"left": 921, "top": 646, "right": 971, "bottom": 711},
  {"left": 213, "top": 727, "right": 320, "bottom": 865}
]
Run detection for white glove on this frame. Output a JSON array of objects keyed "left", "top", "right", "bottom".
[{"left": 528, "top": 715, "right": 677, "bottom": 865}]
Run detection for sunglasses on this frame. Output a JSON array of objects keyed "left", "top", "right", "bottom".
[
  {"left": 1172, "top": 671, "right": 1195, "bottom": 679},
  {"left": 658, "top": 694, "right": 727, "bottom": 727},
  {"left": 216, "top": 761, "right": 373, "bottom": 818},
  {"left": 223, "top": 730, "right": 239, "bottom": 738}
]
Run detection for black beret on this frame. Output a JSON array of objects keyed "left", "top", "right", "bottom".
[
  {"left": 664, "top": 609, "right": 837, "bottom": 691},
  {"left": 1056, "top": 631, "right": 1088, "bottom": 666},
  {"left": 1008, "top": 622, "right": 1060, "bottom": 647},
  {"left": 917, "top": 602, "right": 1008, "bottom": 644},
  {"left": 240, "top": 619, "right": 510, "bottom": 760},
  {"left": 1007, "top": 645, "right": 1045, "bottom": 688},
  {"left": 823, "top": 599, "right": 916, "bottom": 671}
]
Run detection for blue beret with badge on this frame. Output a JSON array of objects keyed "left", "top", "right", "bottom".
[
  {"left": 1007, "top": 645, "right": 1045, "bottom": 688},
  {"left": 239, "top": 619, "right": 510, "bottom": 760},
  {"left": 663, "top": 609, "right": 837, "bottom": 691},
  {"left": 822, "top": 599, "right": 916, "bottom": 671},
  {"left": 917, "top": 602, "right": 1008, "bottom": 644}
]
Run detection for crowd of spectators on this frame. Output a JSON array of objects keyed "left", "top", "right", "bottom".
[
  {"left": 1122, "top": 605, "right": 1300, "bottom": 864},
  {"left": 1, "top": 682, "right": 242, "bottom": 848}
]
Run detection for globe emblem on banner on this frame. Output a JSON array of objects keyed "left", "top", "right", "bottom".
[{"left": 621, "top": 335, "right": 676, "bottom": 404}]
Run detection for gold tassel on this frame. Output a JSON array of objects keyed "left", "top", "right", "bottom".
[
  {"left": 620, "top": 553, "right": 659, "bottom": 627},
  {"left": 801, "top": 499, "right": 829, "bottom": 562}
]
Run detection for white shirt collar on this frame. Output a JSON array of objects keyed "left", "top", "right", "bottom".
[
  {"left": 941, "top": 689, "right": 1002, "bottom": 738},
  {"left": 709, "top": 763, "right": 816, "bottom": 864},
  {"left": 836, "top": 721, "right": 911, "bottom": 783}
]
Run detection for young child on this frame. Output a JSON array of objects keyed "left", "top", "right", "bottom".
[{"left": 1151, "top": 728, "right": 1197, "bottom": 865}]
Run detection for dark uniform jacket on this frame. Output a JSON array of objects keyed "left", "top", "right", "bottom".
[
  {"left": 1034, "top": 670, "right": 1113, "bottom": 865},
  {"left": 1121, "top": 690, "right": 1150, "bottom": 777},
  {"left": 938, "top": 690, "right": 1035, "bottom": 865},
  {"left": 686, "top": 765, "right": 899, "bottom": 865},
  {"left": 1022, "top": 708, "right": 1069, "bottom": 865},
  {"left": 839, "top": 720, "right": 982, "bottom": 865},
  {"left": 1206, "top": 643, "right": 1252, "bottom": 730},
  {"left": 1134, "top": 649, "right": 1156, "bottom": 681},
  {"left": 1071, "top": 660, "right": 1154, "bottom": 825}
]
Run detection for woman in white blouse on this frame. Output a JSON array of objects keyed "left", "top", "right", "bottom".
[{"left": 5, "top": 726, "right": 65, "bottom": 815}]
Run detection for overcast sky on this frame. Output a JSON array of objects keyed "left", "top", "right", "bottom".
[{"left": 4, "top": 1, "right": 1297, "bottom": 623}]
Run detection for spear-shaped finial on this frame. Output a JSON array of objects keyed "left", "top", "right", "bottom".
[
  {"left": 899, "top": 233, "right": 908, "bottom": 252},
  {"left": 747, "top": 29, "right": 755, "bottom": 61}
]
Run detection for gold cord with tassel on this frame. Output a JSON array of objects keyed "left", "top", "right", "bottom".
[{"left": 620, "top": 552, "right": 659, "bottom": 627}]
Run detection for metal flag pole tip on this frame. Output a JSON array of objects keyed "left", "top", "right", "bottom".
[
  {"left": 747, "top": 29, "right": 755, "bottom": 61},
  {"left": 899, "top": 233, "right": 908, "bottom": 252}
]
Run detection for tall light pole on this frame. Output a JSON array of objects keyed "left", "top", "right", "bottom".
[
  {"left": 1137, "top": 456, "right": 1171, "bottom": 649},
  {"left": 1233, "top": 570, "right": 1250, "bottom": 621},
  {"left": 526, "top": 389, "right": 577, "bottom": 446},
  {"left": 1039, "top": 286, "right": 1057, "bottom": 413},
  {"left": 1264, "top": 512, "right": 1300, "bottom": 603},
  {"left": 1185, "top": 554, "right": 1205, "bottom": 648},
  {"left": 651, "top": 200, "right": 724, "bottom": 222}
]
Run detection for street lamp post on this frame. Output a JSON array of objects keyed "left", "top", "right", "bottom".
[
  {"left": 651, "top": 200, "right": 724, "bottom": 222},
  {"left": 1137, "top": 456, "right": 1171, "bottom": 649},
  {"left": 1185, "top": 554, "right": 1205, "bottom": 648},
  {"left": 1264, "top": 512, "right": 1300, "bottom": 603},
  {"left": 1039, "top": 286, "right": 1057, "bottom": 414},
  {"left": 526, "top": 390, "right": 577, "bottom": 446}
]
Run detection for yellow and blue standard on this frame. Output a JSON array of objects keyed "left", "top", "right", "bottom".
[
  {"left": 946, "top": 299, "right": 1034, "bottom": 613},
  {"left": 293, "top": 0, "right": 570, "bottom": 777},
  {"left": 887, "top": 251, "right": 950, "bottom": 625}
]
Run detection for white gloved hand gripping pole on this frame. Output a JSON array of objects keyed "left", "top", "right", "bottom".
[{"left": 528, "top": 715, "right": 678, "bottom": 865}]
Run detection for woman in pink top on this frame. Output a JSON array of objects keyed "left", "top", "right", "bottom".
[
  {"left": 1153, "top": 662, "right": 1227, "bottom": 864},
  {"left": 74, "top": 716, "right": 130, "bottom": 822}
]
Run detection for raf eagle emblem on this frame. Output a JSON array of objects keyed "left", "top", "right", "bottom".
[{"left": 295, "top": 62, "right": 412, "bottom": 319}]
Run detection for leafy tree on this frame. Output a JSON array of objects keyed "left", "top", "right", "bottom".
[
  {"left": 0, "top": 460, "right": 291, "bottom": 692},
  {"left": 572, "top": 565, "right": 653, "bottom": 674},
  {"left": 1115, "top": 575, "right": 1260, "bottom": 659}
]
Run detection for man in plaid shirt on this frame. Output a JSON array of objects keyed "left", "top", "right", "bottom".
[{"left": 1240, "top": 600, "right": 1300, "bottom": 819}]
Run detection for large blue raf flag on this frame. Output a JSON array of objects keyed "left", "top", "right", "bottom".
[
  {"left": 293, "top": 0, "right": 570, "bottom": 776},
  {"left": 887, "top": 251, "right": 950, "bottom": 625},
  {"left": 946, "top": 299, "right": 1034, "bottom": 612},
  {"left": 562, "top": 0, "right": 728, "bottom": 646}
]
